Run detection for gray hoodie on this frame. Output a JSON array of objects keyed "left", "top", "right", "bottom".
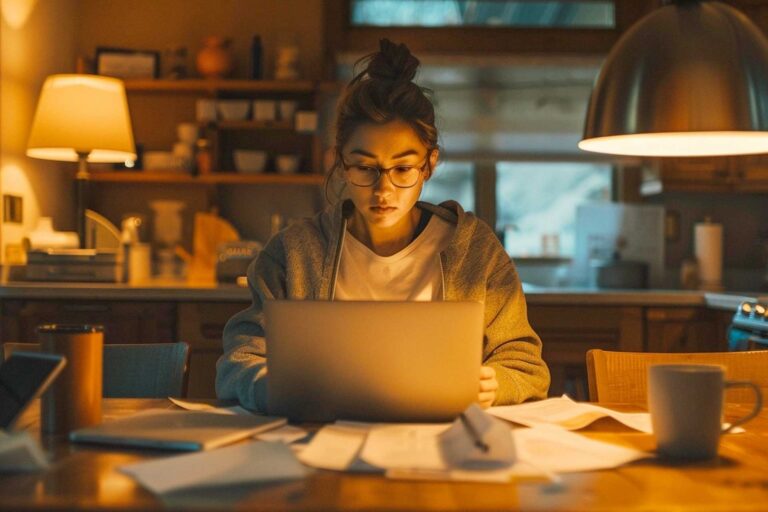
[{"left": 216, "top": 199, "right": 550, "bottom": 411}]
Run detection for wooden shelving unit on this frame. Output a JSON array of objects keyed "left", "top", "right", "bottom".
[
  {"left": 123, "top": 79, "right": 316, "bottom": 94},
  {"left": 89, "top": 171, "right": 324, "bottom": 185}
]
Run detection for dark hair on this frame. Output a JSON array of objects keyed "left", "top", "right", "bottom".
[{"left": 325, "top": 39, "right": 439, "bottom": 202}]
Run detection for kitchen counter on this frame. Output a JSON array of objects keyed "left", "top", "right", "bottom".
[{"left": 0, "top": 280, "right": 762, "bottom": 310}]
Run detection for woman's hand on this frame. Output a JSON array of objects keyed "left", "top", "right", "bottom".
[{"left": 478, "top": 365, "right": 498, "bottom": 409}]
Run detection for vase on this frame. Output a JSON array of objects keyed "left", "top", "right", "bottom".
[{"left": 196, "top": 36, "right": 234, "bottom": 79}]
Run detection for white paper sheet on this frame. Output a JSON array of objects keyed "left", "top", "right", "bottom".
[
  {"left": 0, "top": 431, "right": 49, "bottom": 472},
  {"left": 119, "top": 440, "right": 306, "bottom": 494},
  {"left": 168, "top": 397, "right": 252, "bottom": 416},
  {"left": 360, "top": 424, "right": 449, "bottom": 470},
  {"left": 297, "top": 423, "right": 370, "bottom": 471},
  {"left": 489, "top": 395, "right": 653, "bottom": 432},
  {"left": 513, "top": 425, "right": 650, "bottom": 473},
  {"left": 255, "top": 425, "right": 308, "bottom": 444}
]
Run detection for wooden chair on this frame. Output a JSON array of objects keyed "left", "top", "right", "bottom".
[
  {"left": 2, "top": 342, "right": 189, "bottom": 398},
  {"left": 586, "top": 349, "right": 768, "bottom": 405}
]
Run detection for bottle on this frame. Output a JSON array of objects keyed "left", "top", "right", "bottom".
[
  {"left": 195, "top": 138, "right": 212, "bottom": 175},
  {"left": 250, "top": 35, "right": 262, "bottom": 79}
]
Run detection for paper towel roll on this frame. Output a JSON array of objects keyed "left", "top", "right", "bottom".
[{"left": 694, "top": 221, "right": 723, "bottom": 288}]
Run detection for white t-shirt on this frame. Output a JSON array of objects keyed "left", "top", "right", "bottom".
[{"left": 335, "top": 215, "right": 455, "bottom": 301}]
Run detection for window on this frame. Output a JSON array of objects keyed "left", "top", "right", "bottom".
[
  {"left": 497, "top": 161, "right": 612, "bottom": 257},
  {"left": 421, "top": 161, "right": 475, "bottom": 210},
  {"left": 350, "top": 0, "right": 615, "bottom": 28}
]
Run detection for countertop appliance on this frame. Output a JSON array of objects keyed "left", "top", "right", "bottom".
[{"left": 728, "top": 301, "right": 768, "bottom": 350}]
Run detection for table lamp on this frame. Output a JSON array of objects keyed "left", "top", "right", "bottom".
[
  {"left": 26, "top": 74, "right": 136, "bottom": 248},
  {"left": 579, "top": 0, "right": 768, "bottom": 157}
]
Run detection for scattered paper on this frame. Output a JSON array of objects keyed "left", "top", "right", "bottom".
[
  {"left": 168, "top": 397, "right": 252, "bottom": 416},
  {"left": 488, "top": 396, "right": 744, "bottom": 434},
  {"left": 297, "top": 423, "right": 371, "bottom": 471},
  {"left": 360, "top": 424, "right": 448, "bottom": 470},
  {"left": 513, "top": 424, "right": 650, "bottom": 473},
  {"left": 440, "top": 404, "right": 516, "bottom": 470},
  {"left": 120, "top": 440, "right": 307, "bottom": 494},
  {"left": 0, "top": 431, "right": 49, "bottom": 472},
  {"left": 255, "top": 424, "right": 308, "bottom": 444},
  {"left": 489, "top": 396, "right": 652, "bottom": 432}
]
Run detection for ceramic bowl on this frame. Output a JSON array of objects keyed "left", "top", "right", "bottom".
[
  {"left": 217, "top": 100, "right": 251, "bottom": 121},
  {"left": 234, "top": 150, "right": 268, "bottom": 173},
  {"left": 276, "top": 154, "right": 300, "bottom": 174}
]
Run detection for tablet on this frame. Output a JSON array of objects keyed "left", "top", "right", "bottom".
[{"left": 0, "top": 352, "right": 66, "bottom": 430}]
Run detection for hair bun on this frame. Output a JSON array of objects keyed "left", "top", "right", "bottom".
[{"left": 366, "top": 38, "right": 419, "bottom": 84}]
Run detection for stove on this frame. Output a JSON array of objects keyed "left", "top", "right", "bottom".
[{"left": 729, "top": 300, "right": 768, "bottom": 350}]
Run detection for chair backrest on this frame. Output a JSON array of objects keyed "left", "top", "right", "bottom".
[
  {"left": 2, "top": 342, "right": 189, "bottom": 398},
  {"left": 586, "top": 349, "right": 768, "bottom": 405}
]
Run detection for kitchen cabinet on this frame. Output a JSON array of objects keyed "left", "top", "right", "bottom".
[
  {"left": 0, "top": 299, "right": 176, "bottom": 344},
  {"left": 177, "top": 301, "right": 248, "bottom": 398},
  {"left": 642, "top": 156, "right": 768, "bottom": 194},
  {"left": 0, "top": 293, "right": 735, "bottom": 400},
  {"left": 645, "top": 307, "right": 732, "bottom": 353},
  {"left": 528, "top": 305, "right": 644, "bottom": 400}
]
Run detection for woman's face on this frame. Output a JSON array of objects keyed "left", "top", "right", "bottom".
[{"left": 340, "top": 119, "right": 438, "bottom": 231}]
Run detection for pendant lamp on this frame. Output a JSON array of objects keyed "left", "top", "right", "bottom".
[{"left": 579, "top": 0, "right": 768, "bottom": 157}]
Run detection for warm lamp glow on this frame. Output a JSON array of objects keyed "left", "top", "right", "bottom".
[
  {"left": 578, "top": 132, "right": 768, "bottom": 157},
  {"left": 580, "top": 1, "right": 768, "bottom": 157},
  {"left": 26, "top": 74, "right": 135, "bottom": 163}
]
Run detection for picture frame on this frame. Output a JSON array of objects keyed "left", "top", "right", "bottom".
[{"left": 95, "top": 47, "right": 159, "bottom": 79}]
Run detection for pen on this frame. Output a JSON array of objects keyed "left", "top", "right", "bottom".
[{"left": 459, "top": 412, "right": 489, "bottom": 453}]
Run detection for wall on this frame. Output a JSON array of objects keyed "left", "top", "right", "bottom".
[
  {"left": 1, "top": 0, "right": 78, "bottom": 264},
  {"left": 76, "top": 0, "right": 324, "bottom": 82},
  {"left": 646, "top": 191, "right": 768, "bottom": 291}
]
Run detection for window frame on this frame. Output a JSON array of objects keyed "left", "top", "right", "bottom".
[{"left": 323, "top": 0, "right": 661, "bottom": 78}]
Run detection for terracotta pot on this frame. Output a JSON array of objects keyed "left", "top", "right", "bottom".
[{"left": 196, "top": 36, "right": 234, "bottom": 79}]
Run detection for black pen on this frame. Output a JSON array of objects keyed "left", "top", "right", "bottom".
[{"left": 459, "top": 412, "right": 489, "bottom": 453}]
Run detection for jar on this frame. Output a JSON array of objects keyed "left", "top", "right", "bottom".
[
  {"left": 195, "top": 138, "right": 212, "bottom": 175},
  {"left": 196, "top": 36, "right": 234, "bottom": 79}
]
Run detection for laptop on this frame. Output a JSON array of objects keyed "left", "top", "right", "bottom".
[
  {"left": 264, "top": 300, "right": 484, "bottom": 423},
  {"left": 70, "top": 410, "right": 285, "bottom": 451}
]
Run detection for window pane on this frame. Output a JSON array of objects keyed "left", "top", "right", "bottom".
[
  {"left": 351, "top": 0, "right": 615, "bottom": 28},
  {"left": 496, "top": 162, "right": 611, "bottom": 257},
  {"left": 421, "top": 161, "right": 475, "bottom": 211}
]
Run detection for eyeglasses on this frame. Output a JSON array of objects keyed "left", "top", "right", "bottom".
[{"left": 340, "top": 155, "right": 430, "bottom": 188}]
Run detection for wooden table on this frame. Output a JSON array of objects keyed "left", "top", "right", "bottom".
[{"left": 1, "top": 399, "right": 767, "bottom": 511}]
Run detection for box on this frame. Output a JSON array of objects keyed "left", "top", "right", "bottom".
[{"left": 25, "top": 249, "right": 123, "bottom": 282}]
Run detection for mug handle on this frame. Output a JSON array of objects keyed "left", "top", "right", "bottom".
[{"left": 721, "top": 381, "right": 763, "bottom": 434}]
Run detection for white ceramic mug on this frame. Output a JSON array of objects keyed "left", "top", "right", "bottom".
[{"left": 648, "top": 364, "right": 762, "bottom": 460}]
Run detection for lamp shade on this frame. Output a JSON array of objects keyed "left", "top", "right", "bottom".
[
  {"left": 579, "top": 1, "right": 768, "bottom": 157},
  {"left": 27, "top": 74, "right": 136, "bottom": 163}
]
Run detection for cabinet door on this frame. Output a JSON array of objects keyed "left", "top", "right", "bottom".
[
  {"left": 645, "top": 307, "right": 729, "bottom": 353},
  {"left": 657, "top": 158, "right": 734, "bottom": 192},
  {"left": 177, "top": 302, "right": 250, "bottom": 398},
  {"left": 0, "top": 300, "right": 175, "bottom": 344},
  {"left": 529, "top": 305, "right": 643, "bottom": 399}
]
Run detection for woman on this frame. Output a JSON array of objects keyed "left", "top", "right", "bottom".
[{"left": 216, "top": 39, "right": 549, "bottom": 412}]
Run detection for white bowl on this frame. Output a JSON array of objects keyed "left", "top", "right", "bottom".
[
  {"left": 217, "top": 100, "right": 251, "bottom": 121},
  {"left": 234, "top": 150, "right": 268, "bottom": 173},
  {"left": 143, "top": 151, "right": 176, "bottom": 170},
  {"left": 276, "top": 154, "right": 300, "bottom": 174}
]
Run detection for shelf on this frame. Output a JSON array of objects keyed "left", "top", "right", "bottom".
[
  {"left": 207, "top": 120, "right": 295, "bottom": 131},
  {"left": 123, "top": 79, "right": 317, "bottom": 94},
  {"left": 89, "top": 171, "right": 325, "bottom": 185}
]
